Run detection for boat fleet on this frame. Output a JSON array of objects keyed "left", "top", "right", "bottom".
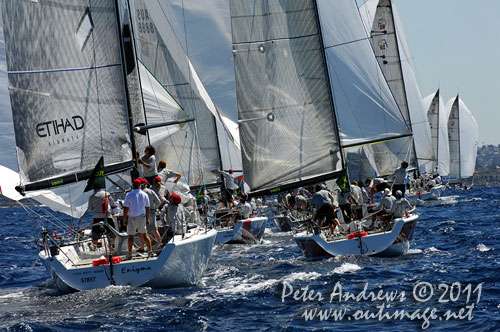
[{"left": 0, "top": 0, "right": 478, "bottom": 292}]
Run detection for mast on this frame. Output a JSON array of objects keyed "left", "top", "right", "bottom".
[{"left": 114, "top": 0, "right": 138, "bottom": 177}]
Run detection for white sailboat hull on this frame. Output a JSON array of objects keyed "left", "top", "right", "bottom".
[
  {"left": 41, "top": 229, "right": 217, "bottom": 292},
  {"left": 215, "top": 217, "right": 267, "bottom": 244},
  {"left": 294, "top": 215, "right": 418, "bottom": 259}
]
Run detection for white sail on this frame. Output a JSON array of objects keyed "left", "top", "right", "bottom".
[
  {"left": 393, "top": 6, "right": 434, "bottom": 173},
  {"left": 1, "top": 0, "right": 135, "bottom": 187},
  {"left": 359, "top": 0, "right": 433, "bottom": 174},
  {"left": 229, "top": 0, "right": 413, "bottom": 194},
  {"left": 317, "top": 0, "right": 411, "bottom": 149},
  {"left": 445, "top": 96, "right": 479, "bottom": 182},
  {"left": 131, "top": 0, "right": 241, "bottom": 185},
  {"left": 230, "top": 0, "right": 344, "bottom": 194},
  {"left": 423, "top": 90, "right": 450, "bottom": 176}
]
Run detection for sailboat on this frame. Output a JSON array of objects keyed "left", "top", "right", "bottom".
[
  {"left": 229, "top": 0, "right": 418, "bottom": 259},
  {"left": 446, "top": 95, "right": 479, "bottom": 186},
  {"left": 129, "top": 0, "right": 267, "bottom": 245},
  {"left": 0, "top": 0, "right": 219, "bottom": 291},
  {"left": 424, "top": 90, "right": 450, "bottom": 177},
  {"left": 360, "top": 0, "right": 444, "bottom": 203},
  {"left": 414, "top": 89, "right": 450, "bottom": 200}
]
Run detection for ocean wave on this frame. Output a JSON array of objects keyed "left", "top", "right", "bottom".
[
  {"left": 0, "top": 290, "right": 24, "bottom": 299},
  {"left": 407, "top": 249, "right": 423, "bottom": 254},
  {"left": 476, "top": 243, "right": 491, "bottom": 252},
  {"left": 331, "top": 262, "right": 362, "bottom": 274},
  {"left": 282, "top": 271, "right": 321, "bottom": 283}
]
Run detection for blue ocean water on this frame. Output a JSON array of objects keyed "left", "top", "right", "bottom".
[{"left": 0, "top": 187, "right": 499, "bottom": 331}]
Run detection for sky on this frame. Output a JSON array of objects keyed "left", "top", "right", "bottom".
[
  {"left": 392, "top": 0, "right": 500, "bottom": 146},
  {"left": 0, "top": 0, "right": 498, "bottom": 172}
]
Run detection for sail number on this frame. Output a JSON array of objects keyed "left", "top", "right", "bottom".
[
  {"left": 136, "top": 8, "right": 155, "bottom": 34},
  {"left": 81, "top": 276, "right": 96, "bottom": 283}
]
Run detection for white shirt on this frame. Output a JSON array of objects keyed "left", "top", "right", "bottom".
[
  {"left": 165, "top": 204, "right": 188, "bottom": 235},
  {"left": 390, "top": 167, "right": 407, "bottom": 184},
  {"left": 236, "top": 202, "right": 252, "bottom": 219},
  {"left": 88, "top": 189, "right": 115, "bottom": 218},
  {"left": 350, "top": 185, "right": 362, "bottom": 204},
  {"left": 141, "top": 155, "right": 157, "bottom": 177},
  {"left": 158, "top": 168, "right": 178, "bottom": 183},
  {"left": 220, "top": 171, "right": 236, "bottom": 190},
  {"left": 378, "top": 195, "right": 396, "bottom": 211},
  {"left": 124, "top": 189, "right": 150, "bottom": 217},
  {"left": 143, "top": 187, "right": 161, "bottom": 210},
  {"left": 391, "top": 198, "right": 412, "bottom": 218}
]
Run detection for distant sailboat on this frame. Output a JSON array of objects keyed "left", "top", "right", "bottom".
[
  {"left": 446, "top": 95, "right": 479, "bottom": 185},
  {"left": 424, "top": 90, "right": 450, "bottom": 176},
  {"left": 229, "top": 0, "right": 418, "bottom": 258}
]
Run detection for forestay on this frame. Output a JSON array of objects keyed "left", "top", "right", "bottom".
[
  {"left": 424, "top": 90, "right": 450, "bottom": 176},
  {"left": 230, "top": 0, "right": 343, "bottom": 194},
  {"left": 1, "top": 0, "right": 134, "bottom": 187}
]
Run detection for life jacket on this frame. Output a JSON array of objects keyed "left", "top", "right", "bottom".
[{"left": 102, "top": 194, "right": 108, "bottom": 214}]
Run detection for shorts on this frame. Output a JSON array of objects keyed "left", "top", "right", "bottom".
[
  {"left": 147, "top": 210, "right": 157, "bottom": 232},
  {"left": 374, "top": 182, "right": 390, "bottom": 192},
  {"left": 127, "top": 215, "right": 147, "bottom": 235},
  {"left": 314, "top": 204, "right": 336, "bottom": 226},
  {"left": 392, "top": 184, "right": 406, "bottom": 196},
  {"left": 91, "top": 218, "right": 116, "bottom": 240}
]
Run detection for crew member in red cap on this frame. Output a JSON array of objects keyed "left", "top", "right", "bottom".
[
  {"left": 123, "top": 178, "right": 153, "bottom": 259},
  {"left": 163, "top": 193, "right": 187, "bottom": 242}
]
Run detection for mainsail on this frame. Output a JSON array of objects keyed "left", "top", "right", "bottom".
[
  {"left": 229, "top": 0, "right": 412, "bottom": 195},
  {"left": 446, "top": 96, "right": 479, "bottom": 182},
  {"left": 359, "top": 0, "right": 433, "bottom": 175},
  {"left": 423, "top": 90, "right": 450, "bottom": 176},
  {"left": 1, "top": 0, "right": 137, "bottom": 191},
  {"left": 230, "top": 0, "right": 343, "bottom": 195}
]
